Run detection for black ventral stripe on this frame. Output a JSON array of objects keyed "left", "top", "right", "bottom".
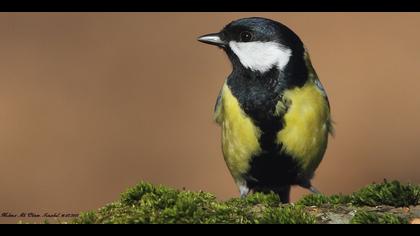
[{"left": 0, "top": 0, "right": 419, "bottom": 12}]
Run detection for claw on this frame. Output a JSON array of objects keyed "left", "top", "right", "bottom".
[{"left": 309, "top": 186, "right": 322, "bottom": 194}]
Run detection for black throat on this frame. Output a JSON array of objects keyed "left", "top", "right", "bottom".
[{"left": 226, "top": 48, "right": 307, "bottom": 152}]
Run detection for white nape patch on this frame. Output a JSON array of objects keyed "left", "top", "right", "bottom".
[
  {"left": 239, "top": 184, "right": 250, "bottom": 197},
  {"left": 229, "top": 41, "right": 292, "bottom": 73}
]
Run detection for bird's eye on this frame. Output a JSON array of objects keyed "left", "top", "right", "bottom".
[{"left": 240, "top": 31, "right": 253, "bottom": 42}]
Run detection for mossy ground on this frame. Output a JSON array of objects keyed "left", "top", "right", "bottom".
[{"left": 73, "top": 180, "right": 420, "bottom": 224}]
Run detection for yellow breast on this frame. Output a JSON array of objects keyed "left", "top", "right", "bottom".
[
  {"left": 215, "top": 83, "right": 261, "bottom": 182},
  {"left": 276, "top": 80, "right": 330, "bottom": 174}
]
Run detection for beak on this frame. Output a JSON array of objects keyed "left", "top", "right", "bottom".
[{"left": 197, "top": 33, "right": 227, "bottom": 47}]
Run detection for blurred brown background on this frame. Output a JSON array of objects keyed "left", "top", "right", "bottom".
[{"left": 0, "top": 13, "right": 419, "bottom": 223}]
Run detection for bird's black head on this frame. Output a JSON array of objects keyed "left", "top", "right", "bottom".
[{"left": 198, "top": 17, "right": 305, "bottom": 74}]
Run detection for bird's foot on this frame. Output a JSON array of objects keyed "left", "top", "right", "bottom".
[{"left": 309, "top": 186, "right": 322, "bottom": 195}]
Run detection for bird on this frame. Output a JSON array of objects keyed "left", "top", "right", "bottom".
[{"left": 197, "top": 17, "right": 333, "bottom": 203}]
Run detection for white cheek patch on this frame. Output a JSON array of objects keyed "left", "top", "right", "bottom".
[{"left": 229, "top": 41, "right": 292, "bottom": 73}]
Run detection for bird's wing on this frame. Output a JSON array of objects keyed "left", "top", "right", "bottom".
[
  {"left": 213, "top": 85, "right": 224, "bottom": 125},
  {"left": 304, "top": 48, "right": 334, "bottom": 135},
  {"left": 313, "top": 78, "right": 334, "bottom": 136}
]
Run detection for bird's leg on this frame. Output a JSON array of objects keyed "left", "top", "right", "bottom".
[{"left": 273, "top": 186, "right": 291, "bottom": 204}]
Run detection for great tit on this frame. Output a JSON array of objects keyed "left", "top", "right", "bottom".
[{"left": 198, "top": 17, "right": 333, "bottom": 203}]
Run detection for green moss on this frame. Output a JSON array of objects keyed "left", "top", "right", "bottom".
[
  {"left": 225, "top": 191, "right": 281, "bottom": 208},
  {"left": 73, "top": 182, "right": 314, "bottom": 224},
  {"left": 73, "top": 180, "right": 419, "bottom": 224},
  {"left": 259, "top": 205, "right": 316, "bottom": 224},
  {"left": 299, "top": 180, "right": 420, "bottom": 207},
  {"left": 298, "top": 193, "right": 351, "bottom": 207},
  {"left": 76, "top": 211, "right": 98, "bottom": 224},
  {"left": 120, "top": 181, "right": 180, "bottom": 206},
  {"left": 351, "top": 180, "right": 420, "bottom": 207},
  {"left": 350, "top": 210, "right": 409, "bottom": 224}
]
